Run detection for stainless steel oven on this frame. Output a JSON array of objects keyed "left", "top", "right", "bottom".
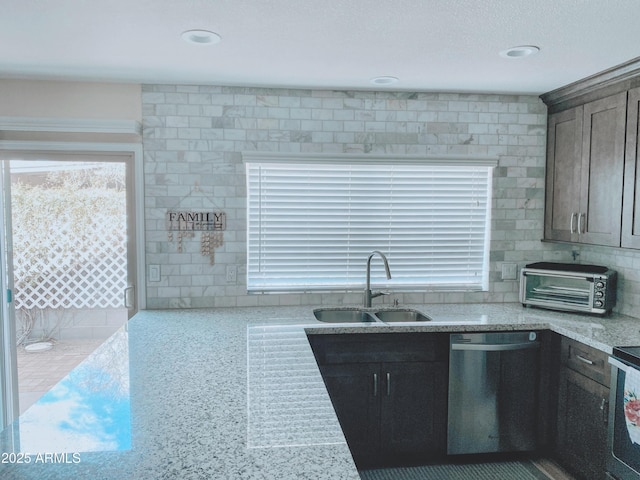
[{"left": 608, "top": 347, "right": 640, "bottom": 479}]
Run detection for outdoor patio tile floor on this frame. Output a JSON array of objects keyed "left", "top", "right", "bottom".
[{"left": 16, "top": 338, "right": 105, "bottom": 414}]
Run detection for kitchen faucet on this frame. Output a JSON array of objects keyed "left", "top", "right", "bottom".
[{"left": 364, "top": 250, "right": 392, "bottom": 307}]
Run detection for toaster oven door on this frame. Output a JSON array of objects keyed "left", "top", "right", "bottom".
[{"left": 521, "top": 271, "right": 593, "bottom": 312}]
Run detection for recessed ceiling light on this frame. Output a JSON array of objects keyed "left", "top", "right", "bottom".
[
  {"left": 370, "top": 76, "right": 399, "bottom": 86},
  {"left": 181, "top": 29, "right": 221, "bottom": 45},
  {"left": 499, "top": 45, "right": 540, "bottom": 59}
]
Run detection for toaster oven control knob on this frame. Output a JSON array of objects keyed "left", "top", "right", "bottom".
[
  {"left": 595, "top": 281, "right": 605, "bottom": 289},
  {"left": 595, "top": 300, "right": 604, "bottom": 308},
  {"left": 595, "top": 291, "right": 604, "bottom": 298}
]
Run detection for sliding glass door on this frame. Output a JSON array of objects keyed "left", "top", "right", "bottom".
[{"left": 0, "top": 150, "right": 140, "bottom": 424}]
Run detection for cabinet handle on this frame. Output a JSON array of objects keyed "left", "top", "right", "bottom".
[
  {"left": 601, "top": 398, "right": 609, "bottom": 424},
  {"left": 578, "top": 212, "right": 585, "bottom": 234},
  {"left": 570, "top": 212, "right": 578, "bottom": 234},
  {"left": 575, "top": 354, "right": 594, "bottom": 365},
  {"left": 386, "top": 372, "right": 391, "bottom": 397},
  {"left": 373, "top": 373, "right": 378, "bottom": 397},
  {"left": 124, "top": 285, "right": 135, "bottom": 309}
]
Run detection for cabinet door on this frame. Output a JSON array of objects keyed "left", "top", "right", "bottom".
[
  {"left": 318, "top": 363, "right": 381, "bottom": 461},
  {"left": 545, "top": 106, "right": 583, "bottom": 242},
  {"left": 556, "top": 367, "right": 609, "bottom": 480},
  {"left": 622, "top": 86, "right": 640, "bottom": 248},
  {"left": 579, "top": 92, "right": 627, "bottom": 246},
  {"left": 381, "top": 361, "right": 447, "bottom": 461}
]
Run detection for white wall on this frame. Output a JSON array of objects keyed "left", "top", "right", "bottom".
[{"left": 0, "top": 79, "right": 141, "bottom": 120}]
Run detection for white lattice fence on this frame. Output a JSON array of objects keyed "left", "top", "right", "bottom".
[{"left": 12, "top": 181, "right": 127, "bottom": 310}]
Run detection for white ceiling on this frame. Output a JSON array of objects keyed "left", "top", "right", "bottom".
[{"left": 2, "top": 0, "right": 640, "bottom": 95}]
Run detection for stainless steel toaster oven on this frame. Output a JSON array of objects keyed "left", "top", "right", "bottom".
[{"left": 519, "top": 262, "right": 617, "bottom": 315}]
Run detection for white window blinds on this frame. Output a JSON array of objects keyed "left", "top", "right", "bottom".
[{"left": 245, "top": 154, "right": 495, "bottom": 293}]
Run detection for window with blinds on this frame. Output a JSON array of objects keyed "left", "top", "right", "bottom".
[{"left": 245, "top": 154, "right": 496, "bottom": 293}]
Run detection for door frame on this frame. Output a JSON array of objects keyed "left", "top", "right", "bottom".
[
  {"left": 0, "top": 161, "right": 17, "bottom": 430},
  {"left": 0, "top": 139, "right": 145, "bottom": 426}
]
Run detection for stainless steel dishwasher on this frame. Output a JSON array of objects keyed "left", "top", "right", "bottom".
[{"left": 447, "top": 332, "right": 541, "bottom": 455}]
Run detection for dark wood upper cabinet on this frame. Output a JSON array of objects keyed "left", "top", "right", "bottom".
[
  {"left": 622, "top": 86, "right": 640, "bottom": 248},
  {"left": 578, "top": 92, "right": 627, "bottom": 246},
  {"left": 544, "top": 92, "right": 627, "bottom": 247},
  {"left": 545, "top": 106, "right": 583, "bottom": 243},
  {"left": 540, "top": 59, "right": 640, "bottom": 250}
]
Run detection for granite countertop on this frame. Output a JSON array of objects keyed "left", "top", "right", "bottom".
[{"left": 1, "top": 302, "right": 639, "bottom": 479}]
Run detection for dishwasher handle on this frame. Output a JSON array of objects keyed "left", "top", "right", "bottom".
[{"left": 451, "top": 341, "right": 540, "bottom": 352}]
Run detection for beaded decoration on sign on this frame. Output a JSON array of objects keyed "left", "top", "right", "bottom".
[
  {"left": 176, "top": 231, "right": 195, "bottom": 253},
  {"left": 199, "top": 231, "right": 225, "bottom": 265}
]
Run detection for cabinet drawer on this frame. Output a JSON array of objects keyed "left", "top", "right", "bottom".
[
  {"left": 561, "top": 337, "right": 611, "bottom": 387},
  {"left": 308, "top": 333, "right": 448, "bottom": 364}
]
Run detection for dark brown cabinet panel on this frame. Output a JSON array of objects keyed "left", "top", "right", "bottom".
[
  {"left": 381, "top": 362, "right": 447, "bottom": 461},
  {"left": 561, "top": 336, "right": 611, "bottom": 387},
  {"left": 545, "top": 106, "right": 583, "bottom": 242},
  {"left": 622, "top": 86, "right": 640, "bottom": 248},
  {"left": 309, "top": 333, "right": 448, "bottom": 468},
  {"left": 319, "top": 361, "right": 447, "bottom": 467},
  {"left": 555, "top": 337, "right": 610, "bottom": 480},
  {"left": 556, "top": 368, "right": 609, "bottom": 480},
  {"left": 579, "top": 93, "right": 627, "bottom": 246},
  {"left": 319, "top": 363, "right": 381, "bottom": 459},
  {"left": 544, "top": 92, "right": 627, "bottom": 246}
]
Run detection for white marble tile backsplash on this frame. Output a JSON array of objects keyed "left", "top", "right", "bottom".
[{"left": 142, "top": 85, "right": 640, "bottom": 313}]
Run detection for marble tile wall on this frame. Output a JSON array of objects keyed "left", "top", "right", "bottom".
[
  {"left": 142, "top": 85, "right": 557, "bottom": 309},
  {"left": 571, "top": 244, "right": 640, "bottom": 317}
]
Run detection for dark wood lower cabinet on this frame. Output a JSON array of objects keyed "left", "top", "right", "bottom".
[
  {"left": 383, "top": 361, "right": 447, "bottom": 459},
  {"left": 319, "top": 362, "right": 381, "bottom": 460},
  {"left": 310, "top": 331, "right": 612, "bottom": 475},
  {"left": 556, "top": 364, "right": 610, "bottom": 480},
  {"left": 309, "top": 333, "right": 449, "bottom": 468},
  {"left": 320, "top": 360, "right": 447, "bottom": 468}
]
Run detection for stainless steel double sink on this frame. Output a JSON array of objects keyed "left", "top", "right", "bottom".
[{"left": 313, "top": 307, "right": 431, "bottom": 323}]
